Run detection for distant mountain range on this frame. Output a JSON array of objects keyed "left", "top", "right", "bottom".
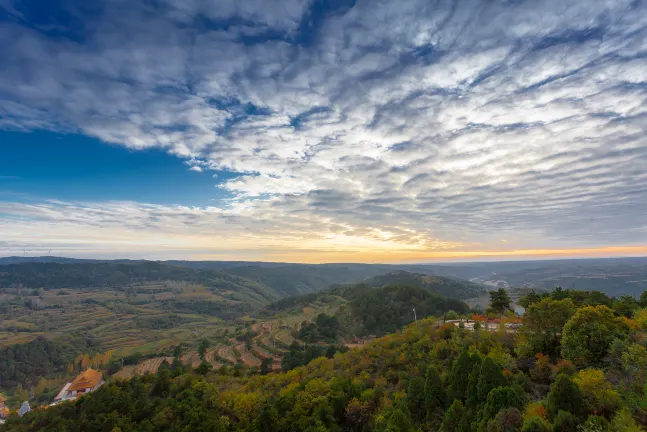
[{"left": 2, "top": 255, "right": 647, "bottom": 297}]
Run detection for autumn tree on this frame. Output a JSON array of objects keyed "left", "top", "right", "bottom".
[
  {"left": 561, "top": 306, "right": 630, "bottom": 368},
  {"left": 573, "top": 369, "right": 620, "bottom": 417}
]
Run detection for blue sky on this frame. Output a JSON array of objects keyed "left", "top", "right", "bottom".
[{"left": 1, "top": 0, "right": 647, "bottom": 262}]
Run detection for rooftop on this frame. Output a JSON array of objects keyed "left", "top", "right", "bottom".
[{"left": 68, "top": 368, "right": 102, "bottom": 392}]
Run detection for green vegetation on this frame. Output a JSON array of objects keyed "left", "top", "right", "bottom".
[{"left": 5, "top": 285, "right": 647, "bottom": 431}]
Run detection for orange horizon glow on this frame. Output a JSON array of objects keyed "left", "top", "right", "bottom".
[{"left": 193, "top": 245, "right": 647, "bottom": 264}]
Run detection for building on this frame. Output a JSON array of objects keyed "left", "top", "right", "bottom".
[
  {"left": 0, "top": 393, "right": 10, "bottom": 421},
  {"left": 18, "top": 402, "right": 30, "bottom": 417},
  {"left": 0, "top": 393, "right": 9, "bottom": 419},
  {"left": 55, "top": 368, "right": 104, "bottom": 402}
]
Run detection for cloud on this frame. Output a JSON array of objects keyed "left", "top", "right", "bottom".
[{"left": 1, "top": 0, "right": 647, "bottom": 259}]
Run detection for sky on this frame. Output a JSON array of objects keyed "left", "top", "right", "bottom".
[{"left": 1, "top": 0, "right": 647, "bottom": 263}]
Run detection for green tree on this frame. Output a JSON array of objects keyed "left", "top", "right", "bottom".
[
  {"left": 406, "top": 376, "right": 425, "bottom": 422},
  {"left": 424, "top": 366, "right": 446, "bottom": 413},
  {"left": 260, "top": 358, "right": 273, "bottom": 375},
  {"left": 639, "top": 291, "right": 647, "bottom": 308},
  {"left": 198, "top": 339, "right": 210, "bottom": 361},
  {"left": 613, "top": 295, "right": 640, "bottom": 318},
  {"left": 522, "top": 418, "right": 551, "bottom": 432},
  {"left": 609, "top": 408, "right": 642, "bottom": 432},
  {"left": 477, "top": 358, "right": 505, "bottom": 404},
  {"left": 467, "top": 359, "right": 483, "bottom": 408},
  {"left": 443, "top": 400, "right": 470, "bottom": 432},
  {"left": 255, "top": 402, "right": 279, "bottom": 432},
  {"left": 489, "top": 289, "right": 512, "bottom": 315},
  {"left": 448, "top": 351, "right": 477, "bottom": 401},
  {"left": 552, "top": 410, "right": 578, "bottom": 432},
  {"left": 561, "top": 306, "right": 630, "bottom": 367},
  {"left": 520, "top": 298, "right": 575, "bottom": 359},
  {"left": 487, "top": 408, "right": 523, "bottom": 432},
  {"left": 546, "top": 375, "right": 584, "bottom": 420},
  {"left": 384, "top": 408, "right": 415, "bottom": 432},
  {"left": 480, "top": 387, "right": 523, "bottom": 427},
  {"left": 518, "top": 291, "right": 542, "bottom": 309}
]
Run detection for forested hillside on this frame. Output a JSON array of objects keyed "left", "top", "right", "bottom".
[
  {"left": 4, "top": 286, "right": 647, "bottom": 431},
  {"left": 349, "top": 271, "right": 485, "bottom": 299}
]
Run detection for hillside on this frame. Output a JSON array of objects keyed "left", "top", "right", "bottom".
[
  {"left": 350, "top": 270, "right": 486, "bottom": 299},
  {"left": 337, "top": 284, "right": 470, "bottom": 337},
  {"left": 4, "top": 286, "right": 647, "bottom": 431}
]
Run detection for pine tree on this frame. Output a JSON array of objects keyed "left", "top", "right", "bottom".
[
  {"left": 406, "top": 376, "right": 425, "bottom": 422},
  {"left": 443, "top": 400, "right": 469, "bottom": 432},
  {"left": 448, "top": 350, "right": 476, "bottom": 401},
  {"left": 546, "top": 374, "right": 584, "bottom": 420},
  {"left": 477, "top": 358, "right": 505, "bottom": 404},
  {"left": 424, "top": 366, "right": 446, "bottom": 412},
  {"left": 466, "top": 360, "right": 482, "bottom": 408}
]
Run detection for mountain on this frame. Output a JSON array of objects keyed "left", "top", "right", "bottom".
[
  {"left": 351, "top": 270, "right": 486, "bottom": 299},
  {"left": 336, "top": 284, "right": 470, "bottom": 337},
  {"left": 0, "top": 261, "right": 280, "bottom": 308}
]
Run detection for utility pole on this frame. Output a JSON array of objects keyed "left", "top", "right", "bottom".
[{"left": 413, "top": 308, "right": 417, "bottom": 322}]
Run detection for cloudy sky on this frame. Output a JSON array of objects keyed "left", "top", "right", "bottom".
[{"left": 1, "top": 0, "right": 647, "bottom": 262}]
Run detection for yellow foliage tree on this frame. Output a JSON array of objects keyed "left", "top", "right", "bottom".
[{"left": 574, "top": 369, "right": 620, "bottom": 417}]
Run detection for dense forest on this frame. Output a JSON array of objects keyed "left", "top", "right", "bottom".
[
  {"left": 5, "top": 286, "right": 647, "bottom": 431},
  {"left": 352, "top": 271, "right": 485, "bottom": 299},
  {"left": 0, "top": 338, "right": 92, "bottom": 389},
  {"left": 339, "top": 285, "right": 470, "bottom": 337}
]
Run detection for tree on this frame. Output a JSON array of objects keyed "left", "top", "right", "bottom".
[
  {"left": 573, "top": 369, "right": 620, "bottom": 417},
  {"left": 518, "top": 291, "right": 542, "bottom": 309},
  {"left": 639, "top": 291, "right": 647, "bottom": 308},
  {"left": 487, "top": 408, "right": 522, "bottom": 432},
  {"left": 173, "top": 343, "right": 187, "bottom": 360},
  {"left": 260, "top": 358, "right": 273, "bottom": 375},
  {"left": 477, "top": 358, "right": 505, "bottom": 404},
  {"left": 609, "top": 408, "right": 642, "bottom": 432},
  {"left": 480, "top": 387, "right": 523, "bottom": 427},
  {"left": 443, "top": 400, "right": 470, "bottom": 432},
  {"left": 195, "top": 361, "right": 213, "bottom": 375},
  {"left": 256, "top": 402, "right": 279, "bottom": 432},
  {"left": 521, "top": 418, "right": 551, "bottom": 432},
  {"left": 546, "top": 374, "right": 584, "bottom": 420},
  {"left": 424, "top": 366, "right": 446, "bottom": 413},
  {"left": 448, "top": 351, "right": 477, "bottom": 401},
  {"left": 198, "top": 339, "right": 210, "bottom": 361},
  {"left": 489, "top": 289, "right": 512, "bottom": 315},
  {"left": 520, "top": 298, "right": 575, "bottom": 359},
  {"left": 467, "top": 359, "right": 483, "bottom": 408},
  {"left": 384, "top": 408, "right": 415, "bottom": 432},
  {"left": 552, "top": 410, "right": 578, "bottom": 432},
  {"left": 613, "top": 295, "right": 640, "bottom": 318},
  {"left": 406, "top": 376, "right": 425, "bottom": 422},
  {"left": 621, "top": 343, "right": 647, "bottom": 391},
  {"left": 561, "top": 306, "right": 630, "bottom": 367}
]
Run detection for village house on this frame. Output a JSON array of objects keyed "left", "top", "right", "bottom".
[
  {"left": 0, "top": 393, "right": 10, "bottom": 419},
  {"left": 55, "top": 368, "right": 104, "bottom": 402}
]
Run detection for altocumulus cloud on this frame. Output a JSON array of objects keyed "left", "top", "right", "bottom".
[{"left": 1, "top": 0, "right": 647, "bottom": 259}]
